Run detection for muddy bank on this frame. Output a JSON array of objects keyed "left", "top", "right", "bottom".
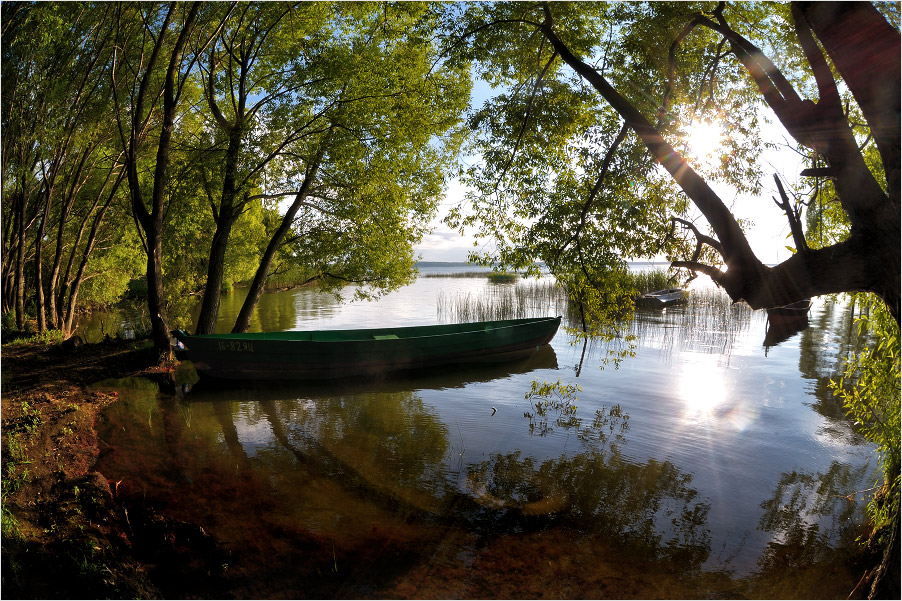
[{"left": 1, "top": 339, "right": 224, "bottom": 599}]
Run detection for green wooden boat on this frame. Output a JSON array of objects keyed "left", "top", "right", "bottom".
[{"left": 172, "top": 316, "right": 561, "bottom": 380}]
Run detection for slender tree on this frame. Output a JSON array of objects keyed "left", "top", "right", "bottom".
[
  {"left": 111, "top": 2, "right": 205, "bottom": 356},
  {"left": 224, "top": 2, "right": 469, "bottom": 333}
]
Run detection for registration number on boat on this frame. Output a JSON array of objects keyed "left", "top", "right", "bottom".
[{"left": 218, "top": 341, "right": 255, "bottom": 352}]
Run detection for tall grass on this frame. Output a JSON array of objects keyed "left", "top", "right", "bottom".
[
  {"left": 436, "top": 272, "right": 754, "bottom": 359},
  {"left": 425, "top": 271, "right": 519, "bottom": 283},
  {"left": 436, "top": 279, "right": 568, "bottom": 323},
  {"left": 626, "top": 287, "right": 754, "bottom": 357},
  {"left": 434, "top": 268, "right": 682, "bottom": 324},
  {"left": 628, "top": 268, "right": 675, "bottom": 296}
]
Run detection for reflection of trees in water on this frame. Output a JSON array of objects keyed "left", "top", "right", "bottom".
[
  {"left": 463, "top": 398, "right": 711, "bottom": 566},
  {"left": 466, "top": 449, "right": 711, "bottom": 567},
  {"left": 798, "top": 299, "right": 872, "bottom": 445},
  {"left": 79, "top": 286, "right": 343, "bottom": 340},
  {"left": 747, "top": 460, "right": 873, "bottom": 598},
  {"left": 254, "top": 392, "right": 453, "bottom": 516},
  {"left": 98, "top": 373, "right": 872, "bottom": 598},
  {"left": 758, "top": 461, "right": 870, "bottom": 541},
  {"left": 242, "top": 385, "right": 712, "bottom": 570}
]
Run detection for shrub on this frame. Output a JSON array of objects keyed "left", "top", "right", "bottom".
[{"left": 831, "top": 294, "right": 900, "bottom": 540}]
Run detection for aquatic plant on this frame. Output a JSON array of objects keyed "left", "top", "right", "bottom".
[
  {"left": 626, "top": 268, "right": 675, "bottom": 296},
  {"left": 487, "top": 272, "right": 519, "bottom": 283},
  {"left": 523, "top": 379, "right": 582, "bottom": 437},
  {"left": 436, "top": 279, "right": 569, "bottom": 322},
  {"left": 423, "top": 270, "right": 520, "bottom": 282},
  {"left": 830, "top": 293, "right": 900, "bottom": 545}
]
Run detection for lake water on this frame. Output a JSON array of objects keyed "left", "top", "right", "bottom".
[{"left": 88, "top": 264, "right": 876, "bottom": 598}]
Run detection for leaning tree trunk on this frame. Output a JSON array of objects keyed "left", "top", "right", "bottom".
[
  {"left": 14, "top": 184, "right": 28, "bottom": 330},
  {"left": 33, "top": 184, "right": 55, "bottom": 332},
  {"left": 231, "top": 154, "right": 323, "bottom": 333}
]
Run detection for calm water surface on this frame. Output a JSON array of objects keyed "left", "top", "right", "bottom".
[{"left": 90, "top": 267, "right": 875, "bottom": 598}]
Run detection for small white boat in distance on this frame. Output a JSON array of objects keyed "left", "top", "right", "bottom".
[{"left": 636, "top": 288, "right": 687, "bottom": 309}]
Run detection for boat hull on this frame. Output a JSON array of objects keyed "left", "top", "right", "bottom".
[
  {"left": 636, "top": 288, "right": 687, "bottom": 309},
  {"left": 173, "top": 317, "right": 561, "bottom": 380}
]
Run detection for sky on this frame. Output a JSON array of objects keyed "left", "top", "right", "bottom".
[{"left": 415, "top": 79, "right": 809, "bottom": 267}]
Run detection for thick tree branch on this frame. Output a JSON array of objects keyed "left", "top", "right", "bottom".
[
  {"left": 671, "top": 216, "right": 724, "bottom": 258},
  {"left": 670, "top": 260, "right": 727, "bottom": 286},
  {"left": 205, "top": 46, "right": 231, "bottom": 132},
  {"left": 796, "top": 1, "right": 900, "bottom": 207},
  {"left": 790, "top": 3, "right": 840, "bottom": 111}
]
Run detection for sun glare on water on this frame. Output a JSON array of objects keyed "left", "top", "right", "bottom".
[
  {"left": 679, "top": 357, "right": 727, "bottom": 418},
  {"left": 678, "top": 354, "right": 757, "bottom": 432}
]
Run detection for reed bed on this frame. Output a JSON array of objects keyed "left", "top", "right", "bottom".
[
  {"left": 436, "top": 280, "right": 569, "bottom": 322},
  {"left": 628, "top": 268, "right": 675, "bottom": 295},
  {"left": 435, "top": 268, "right": 679, "bottom": 323},
  {"left": 436, "top": 273, "right": 756, "bottom": 359},
  {"left": 424, "top": 271, "right": 520, "bottom": 283},
  {"left": 628, "top": 286, "right": 755, "bottom": 358}
]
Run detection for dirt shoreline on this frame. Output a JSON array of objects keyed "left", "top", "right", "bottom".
[{"left": 1, "top": 338, "right": 221, "bottom": 598}]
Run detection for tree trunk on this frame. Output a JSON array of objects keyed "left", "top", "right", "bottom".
[
  {"left": 232, "top": 154, "right": 323, "bottom": 333},
  {"left": 34, "top": 186, "right": 53, "bottom": 332},
  {"left": 3, "top": 191, "right": 22, "bottom": 316},
  {"left": 119, "top": 2, "right": 200, "bottom": 357},
  {"left": 14, "top": 184, "right": 27, "bottom": 330},
  {"left": 195, "top": 128, "right": 242, "bottom": 335},
  {"left": 146, "top": 224, "right": 170, "bottom": 354},
  {"left": 1, "top": 195, "right": 18, "bottom": 315}
]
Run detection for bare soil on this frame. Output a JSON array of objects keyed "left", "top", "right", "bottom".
[{"left": 1, "top": 338, "right": 217, "bottom": 599}]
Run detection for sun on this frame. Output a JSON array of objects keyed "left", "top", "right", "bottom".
[{"left": 684, "top": 120, "right": 724, "bottom": 167}]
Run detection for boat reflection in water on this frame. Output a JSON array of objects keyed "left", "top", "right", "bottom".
[{"left": 183, "top": 340, "right": 559, "bottom": 398}]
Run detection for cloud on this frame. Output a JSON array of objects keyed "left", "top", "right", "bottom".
[{"left": 416, "top": 225, "right": 473, "bottom": 261}]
